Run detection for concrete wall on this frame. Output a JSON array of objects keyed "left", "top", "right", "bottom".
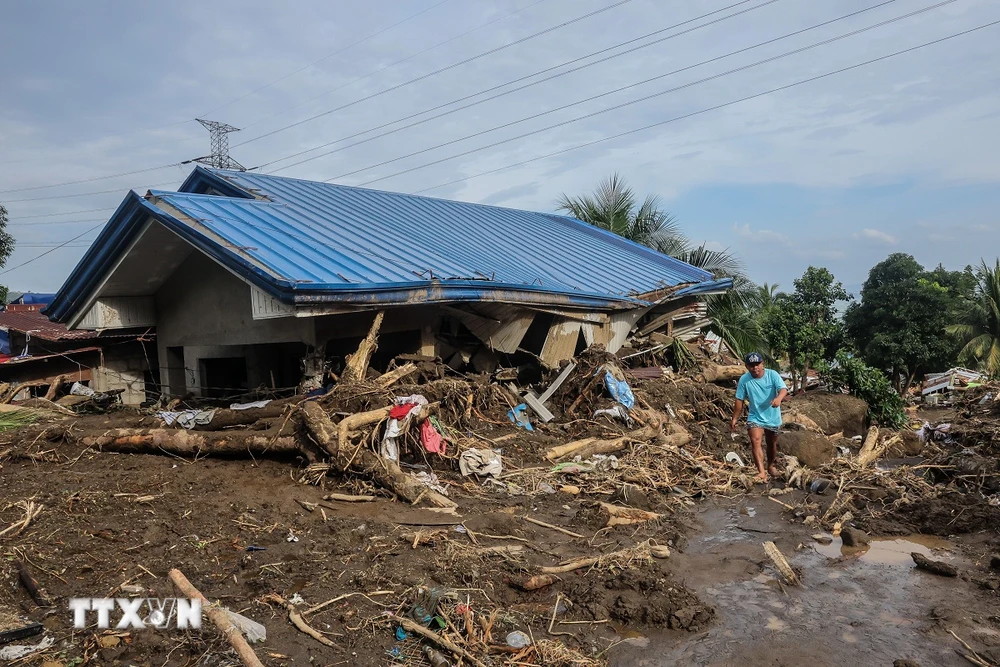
[
  {"left": 92, "top": 341, "right": 151, "bottom": 405},
  {"left": 154, "top": 252, "right": 316, "bottom": 397}
]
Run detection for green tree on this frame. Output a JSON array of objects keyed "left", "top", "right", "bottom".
[
  {"left": 948, "top": 259, "right": 1000, "bottom": 376},
  {"left": 765, "top": 267, "right": 850, "bottom": 391},
  {"left": 557, "top": 174, "right": 769, "bottom": 357},
  {"left": 557, "top": 173, "right": 688, "bottom": 253},
  {"left": 820, "top": 350, "right": 907, "bottom": 428},
  {"left": 0, "top": 204, "right": 15, "bottom": 303},
  {"left": 845, "top": 253, "right": 965, "bottom": 394}
]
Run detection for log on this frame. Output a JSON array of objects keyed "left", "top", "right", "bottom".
[
  {"left": 598, "top": 502, "right": 660, "bottom": 528},
  {"left": 15, "top": 560, "right": 51, "bottom": 607},
  {"left": 337, "top": 406, "right": 392, "bottom": 451},
  {"left": 263, "top": 594, "right": 335, "bottom": 648},
  {"left": 168, "top": 568, "right": 265, "bottom": 667},
  {"left": 544, "top": 437, "right": 597, "bottom": 462},
  {"left": 699, "top": 363, "right": 745, "bottom": 384},
  {"left": 858, "top": 434, "right": 900, "bottom": 467},
  {"left": 512, "top": 574, "right": 558, "bottom": 591},
  {"left": 544, "top": 426, "right": 659, "bottom": 462},
  {"left": 189, "top": 399, "right": 300, "bottom": 431},
  {"left": 80, "top": 429, "right": 300, "bottom": 455},
  {"left": 341, "top": 311, "right": 385, "bottom": 384},
  {"left": 43, "top": 374, "right": 74, "bottom": 402},
  {"left": 374, "top": 363, "right": 418, "bottom": 390},
  {"left": 911, "top": 552, "right": 958, "bottom": 577},
  {"left": 298, "top": 402, "right": 456, "bottom": 508},
  {"left": 763, "top": 541, "right": 800, "bottom": 585}
]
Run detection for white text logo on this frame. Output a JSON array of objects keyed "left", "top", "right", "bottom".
[{"left": 69, "top": 598, "right": 202, "bottom": 630}]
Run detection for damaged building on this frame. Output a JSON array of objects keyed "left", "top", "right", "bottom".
[{"left": 43, "top": 167, "right": 729, "bottom": 399}]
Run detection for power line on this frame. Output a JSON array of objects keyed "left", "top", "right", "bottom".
[
  {"left": 412, "top": 18, "right": 1000, "bottom": 195},
  {"left": 233, "top": 0, "right": 635, "bottom": 148},
  {"left": 0, "top": 223, "right": 105, "bottom": 276},
  {"left": 278, "top": 0, "right": 893, "bottom": 178},
  {"left": 1, "top": 181, "right": 179, "bottom": 204},
  {"left": 257, "top": 0, "right": 773, "bottom": 173},
  {"left": 0, "top": 164, "right": 183, "bottom": 195},
  {"left": 239, "top": 0, "right": 550, "bottom": 133},
  {"left": 7, "top": 219, "right": 106, "bottom": 228},
  {"left": 11, "top": 208, "right": 113, "bottom": 220},
  {"left": 342, "top": 0, "right": 959, "bottom": 187},
  {"left": 200, "top": 0, "right": 455, "bottom": 118}
]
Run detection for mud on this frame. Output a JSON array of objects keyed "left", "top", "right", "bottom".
[{"left": 609, "top": 498, "right": 1000, "bottom": 667}]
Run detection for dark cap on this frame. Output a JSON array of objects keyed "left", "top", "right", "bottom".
[{"left": 744, "top": 352, "right": 764, "bottom": 364}]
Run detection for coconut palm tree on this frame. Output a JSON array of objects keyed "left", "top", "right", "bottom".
[
  {"left": 557, "top": 173, "right": 688, "bottom": 252},
  {"left": 948, "top": 259, "right": 1000, "bottom": 376}
]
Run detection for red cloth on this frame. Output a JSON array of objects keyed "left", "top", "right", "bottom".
[
  {"left": 389, "top": 403, "right": 418, "bottom": 420},
  {"left": 420, "top": 420, "right": 446, "bottom": 454}
]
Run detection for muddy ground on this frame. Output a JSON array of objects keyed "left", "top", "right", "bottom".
[{"left": 0, "top": 374, "right": 998, "bottom": 667}]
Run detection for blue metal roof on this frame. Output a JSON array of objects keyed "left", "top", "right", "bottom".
[{"left": 47, "top": 167, "right": 724, "bottom": 320}]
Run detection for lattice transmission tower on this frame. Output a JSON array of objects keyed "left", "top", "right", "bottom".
[{"left": 193, "top": 118, "right": 246, "bottom": 171}]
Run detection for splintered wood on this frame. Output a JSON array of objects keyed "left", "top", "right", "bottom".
[{"left": 763, "top": 541, "right": 800, "bottom": 586}]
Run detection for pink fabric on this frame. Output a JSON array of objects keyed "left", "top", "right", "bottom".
[{"left": 420, "top": 420, "right": 446, "bottom": 454}]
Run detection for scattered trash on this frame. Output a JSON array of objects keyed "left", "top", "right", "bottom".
[
  {"left": 246, "top": 545, "right": 266, "bottom": 552},
  {"left": 725, "top": 452, "right": 745, "bottom": 467},
  {"left": 0, "top": 635, "right": 54, "bottom": 660},
  {"left": 506, "top": 630, "right": 532, "bottom": 648},
  {"left": 538, "top": 482, "right": 556, "bottom": 494},
  {"left": 411, "top": 471, "right": 449, "bottom": 496},
  {"left": 409, "top": 587, "right": 442, "bottom": 627},
  {"left": 288, "top": 593, "right": 305, "bottom": 605},
  {"left": 229, "top": 399, "right": 272, "bottom": 410},
  {"left": 70, "top": 382, "right": 95, "bottom": 397},
  {"left": 420, "top": 419, "right": 447, "bottom": 454},
  {"left": 808, "top": 478, "right": 833, "bottom": 495},
  {"left": 286, "top": 530, "right": 299, "bottom": 543},
  {"left": 424, "top": 645, "right": 452, "bottom": 667},
  {"left": 604, "top": 371, "right": 635, "bottom": 409},
  {"left": 223, "top": 609, "right": 267, "bottom": 642},
  {"left": 459, "top": 448, "right": 503, "bottom": 477},
  {"left": 508, "top": 403, "right": 534, "bottom": 431},
  {"left": 594, "top": 404, "right": 633, "bottom": 426},
  {"left": 157, "top": 409, "right": 217, "bottom": 429},
  {"left": 394, "top": 626, "right": 409, "bottom": 641}
]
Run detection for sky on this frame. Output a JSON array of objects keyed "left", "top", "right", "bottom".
[{"left": 1, "top": 0, "right": 998, "bottom": 299}]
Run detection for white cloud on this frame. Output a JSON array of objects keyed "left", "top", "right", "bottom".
[{"left": 856, "top": 228, "right": 898, "bottom": 245}]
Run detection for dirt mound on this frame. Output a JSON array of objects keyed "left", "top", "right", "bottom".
[
  {"left": 780, "top": 430, "right": 837, "bottom": 467},
  {"left": 785, "top": 391, "right": 867, "bottom": 436},
  {"left": 859, "top": 493, "right": 1000, "bottom": 536}
]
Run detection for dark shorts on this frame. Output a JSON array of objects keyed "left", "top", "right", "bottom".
[{"left": 747, "top": 421, "right": 781, "bottom": 434}]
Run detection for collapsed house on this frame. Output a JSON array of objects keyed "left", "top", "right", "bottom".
[
  {"left": 921, "top": 367, "right": 984, "bottom": 404},
  {"left": 0, "top": 309, "right": 153, "bottom": 404},
  {"left": 43, "top": 167, "right": 729, "bottom": 400}
]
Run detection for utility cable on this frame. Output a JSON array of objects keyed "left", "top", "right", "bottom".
[
  {"left": 233, "top": 0, "right": 635, "bottom": 148},
  {"left": 0, "top": 222, "right": 106, "bottom": 276},
  {"left": 256, "top": 0, "right": 775, "bottom": 172},
  {"left": 341, "top": 0, "right": 959, "bottom": 186},
  {"left": 200, "top": 0, "right": 455, "bottom": 118},
  {"left": 412, "top": 18, "right": 1000, "bottom": 195},
  {"left": 270, "top": 0, "right": 894, "bottom": 177}
]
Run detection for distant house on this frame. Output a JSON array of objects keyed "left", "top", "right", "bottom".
[
  {"left": 43, "top": 168, "right": 729, "bottom": 399},
  {"left": 0, "top": 309, "right": 153, "bottom": 404}
]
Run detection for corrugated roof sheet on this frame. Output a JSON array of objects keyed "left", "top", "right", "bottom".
[
  {"left": 155, "top": 168, "right": 715, "bottom": 306},
  {"left": 0, "top": 310, "right": 99, "bottom": 341},
  {"left": 46, "top": 167, "right": 727, "bottom": 321}
]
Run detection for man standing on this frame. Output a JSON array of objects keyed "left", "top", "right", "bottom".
[{"left": 730, "top": 352, "right": 788, "bottom": 482}]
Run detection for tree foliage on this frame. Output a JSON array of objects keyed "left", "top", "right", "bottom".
[
  {"left": 820, "top": 350, "right": 907, "bottom": 428},
  {"left": 763, "top": 267, "right": 850, "bottom": 391},
  {"left": 845, "top": 253, "right": 968, "bottom": 394},
  {"left": 0, "top": 204, "right": 15, "bottom": 303},
  {"left": 949, "top": 259, "right": 1000, "bottom": 376}
]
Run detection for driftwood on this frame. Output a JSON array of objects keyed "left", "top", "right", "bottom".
[
  {"left": 763, "top": 541, "right": 800, "bottom": 585},
  {"left": 392, "top": 615, "right": 487, "bottom": 667},
  {"left": 523, "top": 516, "right": 585, "bottom": 538},
  {"left": 168, "top": 568, "right": 265, "bottom": 667},
  {"left": 858, "top": 426, "right": 880, "bottom": 460},
  {"left": 373, "top": 363, "right": 418, "bottom": 389},
  {"left": 298, "top": 402, "right": 455, "bottom": 508},
  {"left": 341, "top": 311, "right": 385, "bottom": 384},
  {"left": 263, "top": 594, "right": 335, "bottom": 647},
  {"left": 512, "top": 574, "right": 558, "bottom": 591},
  {"left": 699, "top": 363, "right": 745, "bottom": 384},
  {"left": 190, "top": 399, "right": 301, "bottom": 431},
  {"left": 598, "top": 502, "right": 660, "bottom": 527},
  {"left": 43, "top": 374, "right": 75, "bottom": 402},
  {"left": 544, "top": 425, "right": 660, "bottom": 462},
  {"left": 857, "top": 432, "right": 900, "bottom": 467},
  {"left": 81, "top": 429, "right": 299, "bottom": 455},
  {"left": 15, "top": 560, "right": 51, "bottom": 608}
]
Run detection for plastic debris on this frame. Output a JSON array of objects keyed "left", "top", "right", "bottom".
[
  {"left": 411, "top": 471, "right": 449, "bottom": 496},
  {"left": 394, "top": 626, "right": 409, "bottom": 641},
  {"left": 223, "top": 609, "right": 267, "bottom": 642},
  {"left": 229, "top": 399, "right": 272, "bottom": 410},
  {"left": 506, "top": 630, "right": 532, "bottom": 648},
  {"left": 246, "top": 545, "right": 266, "bottom": 552},
  {"left": 725, "top": 452, "right": 745, "bottom": 467},
  {"left": 288, "top": 593, "right": 305, "bottom": 605},
  {"left": 604, "top": 371, "right": 635, "bottom": 409},
  {"left": 508, "top": 403, "right": 534, "bottom": 431},
  {"left": 286, "top": 530, "right": 299, "bottom": 543},
  {"left": 594, "top": 405, "right": 633, "bottom": 426},
  {"left": 459, "top": 448, "right": 503, "bottom": 477}
]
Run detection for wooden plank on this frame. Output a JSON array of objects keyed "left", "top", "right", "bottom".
[{"left": 539, "top": 316, "right": 581, "bottom": 369}]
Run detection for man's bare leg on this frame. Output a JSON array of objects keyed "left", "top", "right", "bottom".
[
  {"left": 748, "top": 427, "right": 768, "bottom": 482},
  {"left": 765, "top": 430, "right": 780, "bottom": 478}
]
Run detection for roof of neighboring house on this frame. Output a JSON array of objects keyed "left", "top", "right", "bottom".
[
  {"left": 45, "top": 167, "right": 728, "bottom": 322},
  {"left": 0, "top": 310, "right": 99, "bottom": 341}
]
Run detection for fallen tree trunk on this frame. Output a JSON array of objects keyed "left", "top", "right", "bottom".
[
  {"left": 341, "top": 311, "right": 385, "bottom": 384},
  {"left": 698, "top": 363, "right": 745, "bottom": 384},
  {"left": 544, "top": 426, "right": 660, "bottom": 462},
  {"left": 80, "top": 429, "right": 300, "bottom": 455},
  {"left": 189, "top": 400, "right": 300, "bottom": 431},
  {"left": 298, "top": 402, "right": 455, "bottom": 508}
]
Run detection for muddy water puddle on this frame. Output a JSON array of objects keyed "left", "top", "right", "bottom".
[{"left": 611, "top": 503, "right": 969, "bottom": 667}]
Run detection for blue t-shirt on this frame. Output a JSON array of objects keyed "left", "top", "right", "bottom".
[{"left": 736, "top": 369, "right": 785, "bottom": 429}]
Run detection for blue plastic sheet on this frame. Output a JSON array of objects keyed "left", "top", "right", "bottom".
[
  {"left": 604, "top": 372, "right": 635, "bottom": 410},
  {"left": 507, "top": 403, "right": 534, "bottom": 431}
]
